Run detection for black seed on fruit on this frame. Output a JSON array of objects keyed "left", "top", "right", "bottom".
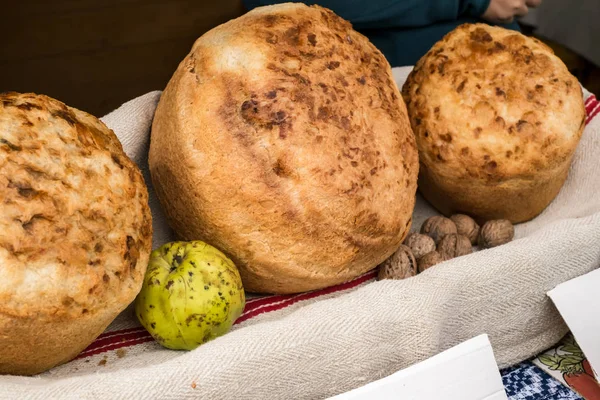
[{"left": 173, "top": 254, "right": 183, "bottom": 268}]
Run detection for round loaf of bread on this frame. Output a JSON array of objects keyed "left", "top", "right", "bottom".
[
  {"left": 402, "top": 24, "right": 585, "bottom": 223},
  {"left": 149, "top": 4, "right": 418, "bottom": 294},
  {"left": 0, "top": 92, "right": 152, "bottom": 375}
]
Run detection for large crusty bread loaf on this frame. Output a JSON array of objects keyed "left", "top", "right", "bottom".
[
  {"left": 402, "top": 24, "right": 585, "bottom": 223},
  {"left": 149, "top": 4, "right": 418, "bottom": 294},
  {"left": 0, "top": 92, "right": 152, "bottom": 375}
]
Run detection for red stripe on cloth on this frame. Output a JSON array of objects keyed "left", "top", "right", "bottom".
[
  {"left": 242, "top": 271, "right": 379, "bottom": 313},
  {"left": 243, "top": 294, "right": 307, "bottom": 316},
  {"left": 235, "top": 270, "right": 377, "bottom": 325},
  {"left": 243, "top": 270, "right": 377, "bottom": 313},
  {"left": 81, "top": 330, "right": 151, "bottom": 354},
  {"left": 96, "top": 327, "right": 146, "bottom": 340},
  {"left": 244, "top": 293, "right": 302, "bottom": 310},
  {"left": 586, "top": 100, "right": 600, "bottom": 124},
  {"left": 75, "top": 337, "right": 155, "bottom": 360},
  {"left": 76, "top": 270, "right": 377, "bottom": 359},
  {"left": 585, "top": 95, "right": 597, "bottom": 114},
  {"left": 585, "top": 94, "right": 595, "bottom": 106}
]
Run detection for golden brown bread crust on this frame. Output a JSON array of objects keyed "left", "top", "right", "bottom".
[
  {"left": 149, "top": 3, "right": 418, "bottom": 294},
  {"left": 0, "top": 92, "right": 152, "bottom": 375},
  {"left": 402, "top": 24, "right": 585, "bottom": 223}
]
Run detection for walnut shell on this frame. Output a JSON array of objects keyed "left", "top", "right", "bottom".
[
  {"left": 450, "top": 214, "right": 480, "bottom": 245},
  {"left": 404, "top": 233, "right": 436, "bottom": 259},
  {"left": 420, "top": 216, "right": 457, "bottom": 244},
  {"left": 478, "top": 219, "right": 514, "bottom": 248},
  {"left": 377, "top": 245, "right": 417, "bottom": 281},
  {"left": 417, "top": 251, "right": 444, "bottom": 273},
  {"left": 437, "top": 234, "right": 473, "bottom": 260}
]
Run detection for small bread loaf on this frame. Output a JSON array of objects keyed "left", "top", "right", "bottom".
[
  {"left": 402, "top": 24, "right": 585, "bottom": 223},
  {"left": 0, "top": 92, "right": 152, "bottom": 375},
  {"left": 150, "top": 4, "right": 418, "bottom": 294}
]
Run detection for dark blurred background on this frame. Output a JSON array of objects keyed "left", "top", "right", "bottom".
[
  {"left": 1, "top": 0, "right": 245, "bottom": 116},
  {"left": 1, "top": 0, "right": 598, "bottom": 117}
]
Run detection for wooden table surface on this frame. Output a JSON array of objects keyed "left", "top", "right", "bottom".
[{"left": 1, "top": 0, "right": 244, "bottom": 116}]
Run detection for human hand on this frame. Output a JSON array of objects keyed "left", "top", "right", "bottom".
[{"left": 482, "top": 0, "right": 542, "bottom": 24}]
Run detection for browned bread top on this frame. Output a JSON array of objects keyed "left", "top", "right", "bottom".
[
  {"left": 0, "top": 92, "right": 152, "bottom": 319},
  {"left": 150, "top": 3, "right": 418, "bottom": 293},
  {"left": 402, "top": 24, "right": 585, "bottom": 185}
]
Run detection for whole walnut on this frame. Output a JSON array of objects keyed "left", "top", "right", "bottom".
[
  {"left": 377, "top": 245, "right": 417, "bottom": 281},
  {"left": 478, "top": 220, "right": 514, "bottom": 248},
  {"left": 417, "top": 251, "right": 444, "bottom": 273},
  {"left": 450, "top": 214, "right": 480, "bottom": 245},
  {"left": 404, "top": 233, "right": 436, "bottom": 259},
  {"left": 420, "top": 216, "right": 457, "bottom": 244},
  {"left": 437, "top": 234, "right": 473, "bottom": 260}
]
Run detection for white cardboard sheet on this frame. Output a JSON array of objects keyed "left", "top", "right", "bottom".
[{"left": 328, "top": 334, "right": 507, "bottom": 400}]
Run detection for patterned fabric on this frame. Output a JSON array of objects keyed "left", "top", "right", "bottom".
[
  {"left": 533, "top": 334, "right": 600, "bottom": 400},
  {"left": 502, "top": 362, "right": 583, "bottom": 400}
]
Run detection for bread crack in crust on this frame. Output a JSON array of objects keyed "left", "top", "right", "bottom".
[{"left": 0, "top": 92, "right": 152, "bottom": 375}]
